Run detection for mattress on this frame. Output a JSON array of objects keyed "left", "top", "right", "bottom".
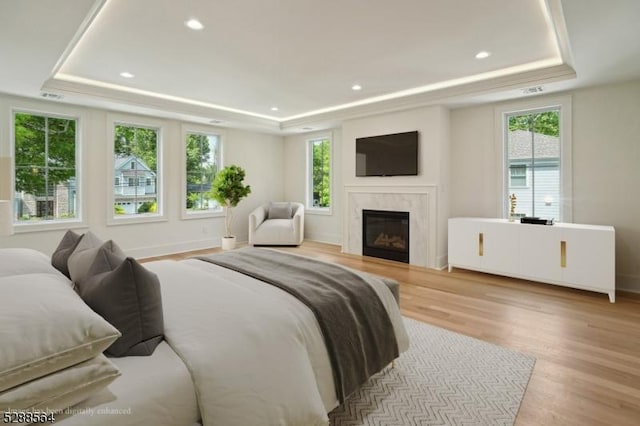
[{"left": 55, "top": 342, "right": 199, "bottom": 426}]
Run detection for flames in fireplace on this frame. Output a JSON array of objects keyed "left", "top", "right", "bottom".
[
  {"left": 362, "top": 209, "right": 409, "bottom": 263},
  {"left": 373, "top": 233, "right": 407, "bottom": 250}
]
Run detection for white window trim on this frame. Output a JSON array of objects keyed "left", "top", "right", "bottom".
[
  {"left": 180, "top": 123, "right": 225, "bottom": 220},
  {"left": 494, "top": 95, "right": 572, "bottom": 222},
  {"left": 305, "top": 133, "right": 333, "bottom": 216},
  {"left": 9, "top": 104, "right": 86, "bottom": 233},
  {"left": 107, "top": 113, "right": 167, "bottom": 226}
]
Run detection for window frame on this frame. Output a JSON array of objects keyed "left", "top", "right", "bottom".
[
  {"left": 495, "top": 95, "right": 572, "bottom": 222},
  {"left": 181, "top": 123, "right": 225, "bottom": 220},
  {"left": 107, "top": 114, "right": 166, "bottom": 225},
  {"left": 10, "top": 106, "right": 85, "bottom": 233},
  {"left": 305, "top": 134, "right": 333, "bottom": 216}
]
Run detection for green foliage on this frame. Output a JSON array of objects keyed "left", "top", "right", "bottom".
[
  {"left": 185, "top": 133, "right": 218, "bottom": 210},
  {"left": 14, "top": 113, "right": 76, "bottom": 195},
  {"left": 312, "top": 139, "right": 330, "bottom": 208},
  {"left": 209, "top": 165, "right": 251, "bottom": 238},
  {"left": 508, "top": 111, "right": 559, "bottom": 137},
  {"left": 114, "top": 205, "right": 126, "bottom": 215},
  {"left": 114, "top": 125, "right": 157, "bottom": 172},
  {"left": 209, "top": 165, "right": 251, "bottom": 208},
  {"left": 137, "top": 201, "right": 157, "bottom": 214}
]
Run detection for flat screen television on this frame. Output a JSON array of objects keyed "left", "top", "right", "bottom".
[{"left": 355, "top": 131, "right": 418, "bottom": 176}]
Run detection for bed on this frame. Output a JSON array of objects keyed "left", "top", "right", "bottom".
[{"left": 0, "top": 237, "right": 409, "bottom": 426}]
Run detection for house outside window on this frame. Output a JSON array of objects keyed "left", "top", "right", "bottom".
[
  {"left": 13, "top": 112, "right": 78, "bottom": 223},
  {"left": 307, "top": 136, "right": 331, "bottom": 212},
  {"left": 509, "top": 164, "right": 527, "bottom": 187},
  {"left": 185, "top": 132, "right": 221, "bottom": 214},
  {"left": 504, "top": 108, "right": 561, "bottom": 220},
  {"left": 113, "top": 124, "right": 159, "bottom": 217}
]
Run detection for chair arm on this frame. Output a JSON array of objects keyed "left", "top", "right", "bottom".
[{"left": 249, "top": 205, "right": 267, "bottom": 232}]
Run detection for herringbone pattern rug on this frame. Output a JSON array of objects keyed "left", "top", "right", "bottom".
[{"left": 329, "top": 317, "right": 535, "bottom": 426}]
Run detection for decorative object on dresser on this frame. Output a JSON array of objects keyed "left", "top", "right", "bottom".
[
  {"left": 448, "top": 218, "right": 615, "bottom": 302},
  {"left": 208, "top": 165, "right": 251, "bottom": 250}
]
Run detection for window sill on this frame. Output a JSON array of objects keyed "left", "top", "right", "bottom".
[
  {"left": 306, "top": 207, "right": 332, "bottom": 216},
  {"left": 13, "top": 219, "right": 89, "bottom": 234},
  {"left": 107, "top": 214, "right": 168, "bottom": 226},
  {"left": 181, "top": 209, "right": 225, "bottom": 220}
]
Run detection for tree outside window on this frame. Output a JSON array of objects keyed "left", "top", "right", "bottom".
[
  {"left": 309, "top": 138, "right": 331, "bottom": 209},
  {"left": 185, "top": 133, "right": 220, "bottom": 212},
  {"left": 14, "top": 112, "right": 77, "bottom": 222}
]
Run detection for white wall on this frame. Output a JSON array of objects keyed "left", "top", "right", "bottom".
[
  {"left": 341, "top": 105, "right": 451, "bottom": 267},
  {"left": 450, "top": 79, "right": 640, "bottom": 292},
  {"left": 283, "top": 129, "right": 343, "bottom": 245},
  {"left": 0, "top": 93, "right": 284, "bottom": 257}
]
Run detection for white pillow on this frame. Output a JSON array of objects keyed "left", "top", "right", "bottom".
[
  {"left": 67, "top": 231, "right": 125, "bottom": 285},
  {"left": 0, "top": 355, "right": 120, "bottom": 413},
  {"left": 0, "top": 248, "right": 66, "bottom": 280},
  {"left": 0, "top": 273, "right": 120, "bottom": 392}
]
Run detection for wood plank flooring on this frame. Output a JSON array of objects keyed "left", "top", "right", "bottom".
[{"left": 142, "top": 241, "right": 640, "bottom": 425}]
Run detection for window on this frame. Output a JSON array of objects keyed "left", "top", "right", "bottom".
[
  {"left": 504, "top": 107, "right": 562, "bottom": 219},
  {"left": 13, "top": 112, "right": 78, "bottom": 223},
  {"left": 307, "top": 137, "right": 331, "bottom": 211},
  {"left": 185, "top": 132, "right": 221, "bottom": 214},
  {"left": 113, "top": 123, "right": 159, "bottom": 217},
  {"left": 509, "top": 165, "right": 527, "bottom": 187}
]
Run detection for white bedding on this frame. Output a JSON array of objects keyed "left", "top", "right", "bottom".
[
  {"left": 145, "top": 258, "right": 409, "bottom": 426},
  {"left": 56, "top": 342, "right": 199, "bottom": 426}
]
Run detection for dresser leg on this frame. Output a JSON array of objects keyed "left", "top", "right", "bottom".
[
  {"left": 608, "top": 292, "right": 615, "bottom": 303},
  {"left": 448, "top": 264, "right": 452, "bottom": 273}
]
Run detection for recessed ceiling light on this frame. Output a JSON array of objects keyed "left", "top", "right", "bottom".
[
  {"left": 475, "top": 51, "right": 491, "bottom": 59},
  {"left": 120, "top": 72, "right": 134, "bottom": 78},
  {"left": 185, "top": 19, "right": 204, "bottom": 30},
  {"left": 351, "top": 84, "right": 362, "bottom": 91},
  {"left": 271, "top": 106, "right": 279, "bottom": 111}
]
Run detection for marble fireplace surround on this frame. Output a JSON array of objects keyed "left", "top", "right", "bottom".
[{"left": 343, "top": 185, "right": 438, "bottom": 268}]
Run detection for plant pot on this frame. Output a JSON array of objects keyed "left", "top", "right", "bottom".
[{"left": 221, "top": 236, "right": 236, "bottom": 250}]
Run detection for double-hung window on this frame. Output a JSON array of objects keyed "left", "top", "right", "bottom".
[
  {"left": 499, "top": 96, "right": 572, "bottom": 221},
  {"left": 184, "top": 131, "right": 221, "bottom": 215},
  {"left": 13, "top": 111, "right": 79, "bottom": 224},
  {"left": 307, "top": 136, "right": 331, "bottom": 213},
  {"left": 112, "top": 122, "right": 160, "bottom": 218}
]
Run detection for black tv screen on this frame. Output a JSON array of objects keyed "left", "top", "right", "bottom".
[{"left": 356, "top": 131, "right": 418, "bottom": 176}]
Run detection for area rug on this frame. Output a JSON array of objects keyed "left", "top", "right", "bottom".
[{"left": 329, "top": 317, "right": 535, "bottom": 426}]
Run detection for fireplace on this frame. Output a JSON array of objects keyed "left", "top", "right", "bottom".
[{"left": 362, "top": 209, "right": 409, "bottom": 263}]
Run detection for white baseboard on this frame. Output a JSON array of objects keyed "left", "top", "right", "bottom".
[
  {"left": 305, "top": 232, "right": 342, "bottom": 246},
  {"left": 617, "top": 273, "right": 640, "bottom": 294}
]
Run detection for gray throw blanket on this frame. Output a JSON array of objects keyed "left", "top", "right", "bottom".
[{"left": 197, "top": 247, "right": 399, "bottom": 403}]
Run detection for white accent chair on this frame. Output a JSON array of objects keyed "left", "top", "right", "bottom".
[{"left": 249, "top": 202, "right": 304, "bottom": 246}]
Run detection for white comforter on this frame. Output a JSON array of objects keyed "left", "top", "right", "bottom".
[{"left": 146, "top": 257, "right": 409, "bottom": 426}]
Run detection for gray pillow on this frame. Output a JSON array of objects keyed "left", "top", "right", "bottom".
[
  {"left": 268, "top": 202, "right": 292, "bottom": 219},
  {"left": 51, "top": 230, "right": 83, "bottom": 278},
  {"left": 79, "top": 248, "right": 164, "bottom": 357},
  {"left": 68, "top": 231, "right": 125, "bottom": 285}
]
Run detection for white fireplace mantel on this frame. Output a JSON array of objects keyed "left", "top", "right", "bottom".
[{"left": 342, "top": 185, "right": 438, "bottom": 268}]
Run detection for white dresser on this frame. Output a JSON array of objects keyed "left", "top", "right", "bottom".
[{"left": 448, "top": 218, "right": 616, "bottom": 302}]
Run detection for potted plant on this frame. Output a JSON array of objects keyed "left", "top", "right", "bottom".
[{"left": 209, "top": 165, "right": 251, "bottom": 250}]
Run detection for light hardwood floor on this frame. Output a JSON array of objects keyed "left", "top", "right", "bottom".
[{"left": 143, "top": 241, "right": 640, "bottom": 425}]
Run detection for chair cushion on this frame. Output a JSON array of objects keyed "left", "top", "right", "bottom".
[
  {"left": 79, "top": 248, "right": 164, "bottom": 357},
  {"left": 268, "top": 202, "right": 292, "bottom": 219}
]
